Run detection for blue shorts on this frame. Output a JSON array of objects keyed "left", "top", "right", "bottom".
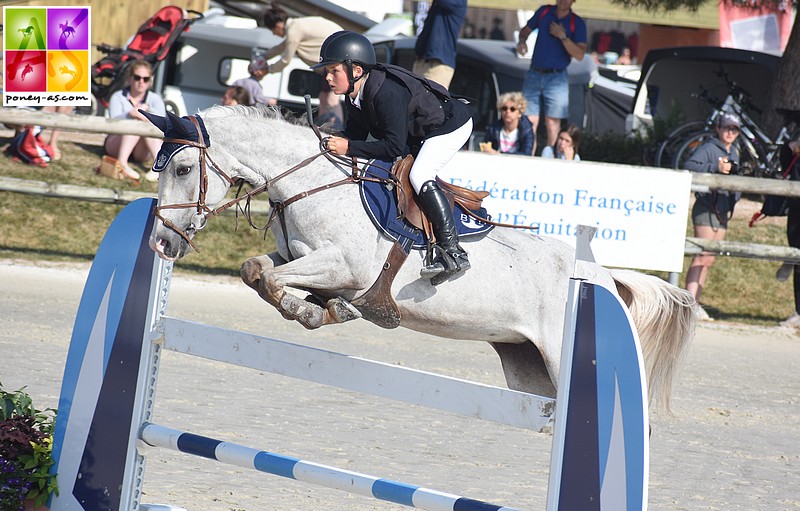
[{"left": 522, "top": 68, "right": 569, "bottom": 119}]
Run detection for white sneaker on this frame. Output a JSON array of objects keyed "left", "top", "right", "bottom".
[
  {"left": 144, "top": 170, "right": 160, "bottom": 182},
  {"left": 695, "top": 306, "right": 714, "bottom": 322},
  {"left": 780, "top": 312, "right": 800, "bottom": 328}
]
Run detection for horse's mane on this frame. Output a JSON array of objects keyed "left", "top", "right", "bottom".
[{"left": 203, "top": 104, "right": 309, "bottom": 127}]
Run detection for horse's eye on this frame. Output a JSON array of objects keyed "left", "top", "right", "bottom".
[{"left": 176, "top": 165, "right": 192, "bottom": 176}]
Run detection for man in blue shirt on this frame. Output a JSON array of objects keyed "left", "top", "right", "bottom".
[
  {"left": 516, "top": 0, "right": 587, "bottom": 155},
  {"left": 413, "top": 0, "right": 467, "bottom": 89}
]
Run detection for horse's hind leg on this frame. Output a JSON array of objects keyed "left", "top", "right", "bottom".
[
  {"left": 490, "top": 341, "right": 556, "bottom": 398},
  {"left": 240, "top": 253, "right": 361, "bottom": 329}
]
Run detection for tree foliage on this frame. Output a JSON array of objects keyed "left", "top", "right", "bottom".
[{"left": 610, "top": 0, "right": 706, "bottom": 11}]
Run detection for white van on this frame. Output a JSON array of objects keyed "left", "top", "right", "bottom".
[{"left": 153, "top": 13, "right": 323, "bottom": 116}]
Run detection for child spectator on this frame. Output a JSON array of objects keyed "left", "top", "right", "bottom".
[
  {"left": 221, "top": 86, "right": 251, "bottom": 106},
  {"left": 541, "top": 124, "right": 581, "bottom": 160}
]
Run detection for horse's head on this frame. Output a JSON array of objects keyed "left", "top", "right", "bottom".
[{"left": 142, "top": 110, "right": 237, "bottom": 261}]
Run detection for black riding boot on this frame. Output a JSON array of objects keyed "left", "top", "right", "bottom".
[{"left": 417, "top": 180, "right": 470, "bottom": 284}]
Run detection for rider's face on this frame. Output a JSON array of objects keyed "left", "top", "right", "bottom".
[{"left": 324, "top": 63, "right": 356, "bottom": 96}]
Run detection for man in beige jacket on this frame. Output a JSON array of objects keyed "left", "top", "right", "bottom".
[{"left": 262, "top": 4, "right": 344, "bottom": 127}]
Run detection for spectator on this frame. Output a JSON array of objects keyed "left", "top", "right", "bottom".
[
  {"left": 40, "top": 105, "right": 73, "bottom": 161},
  {"left": 412, "top": 0, "right": 468, "bottom": 90},
  {"left": 541, "top": 124, "right": 581, "bottom": 160},
  {"left": 261, "top": 4, "right": 344, "bottom": 126},
  {"left": 516, "top": 0, "right": 587, "bottom": 155},
  {"left": 481, "top": 92, "right": 534, "bottom": 155},
  {"left": 617, "top": 46, "right": 633, "bottom": 65},
  {"left": 104, "top": 60, "right": 164, "bottom": 183},
  {"left": 221, "top": 85, "right": 251, "bottom": 106},
  {"left": 683, "top": 113, "right": 742, "bottom": 321},
  {"left": 489, "top": 17, "right": 506, "bottom": 41},
  {"left": 231, "top": 57, "right": 274, "bottom": 106},
  {"left": 777, "top": 140, "right": 800, "bottom": 327}
]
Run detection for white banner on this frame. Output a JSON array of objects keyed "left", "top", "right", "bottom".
[{"left": 440, "top": 152, "right": 692, "bottom": 272}]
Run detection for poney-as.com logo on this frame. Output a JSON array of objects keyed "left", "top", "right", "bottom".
[{"left": 3, "top": 6, "right": 91, "bottom": 107}]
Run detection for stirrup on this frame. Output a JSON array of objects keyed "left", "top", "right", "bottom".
[{"left": 420, "top": 245, "right": 470, "bottom": 284}]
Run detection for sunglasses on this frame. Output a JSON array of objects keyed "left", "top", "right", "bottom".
[
  {"left": 721, "top": 126, "right": 740, "bottom": 132},
  {"left": 500, "top": 106, "right": 518, "bottom": 112},
  {"left": 133, "top": 74, "right": 151, "bottom": 83}
]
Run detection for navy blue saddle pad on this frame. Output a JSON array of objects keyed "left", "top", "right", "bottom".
[{"left": 359, "top": 160, "right": 494, "bottom": 251}]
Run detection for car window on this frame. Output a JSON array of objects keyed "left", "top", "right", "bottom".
[{"left": 218, "top": 57, "right": 250, "bottom": 86}]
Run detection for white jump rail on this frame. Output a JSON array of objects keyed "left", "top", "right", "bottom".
[{"left": 156, "top": 315, "right": 555, "bottom": 432}]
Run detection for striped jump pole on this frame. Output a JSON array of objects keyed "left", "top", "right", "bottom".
[{"left": 140, "top": 423, "right": 519, "bottom": 511}]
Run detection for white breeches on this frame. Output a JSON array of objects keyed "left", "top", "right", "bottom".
[{"left": 409, "top": 118, "right": 474, "bottom": 193}]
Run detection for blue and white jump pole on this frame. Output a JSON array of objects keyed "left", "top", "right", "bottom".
[{"left": 47, "top": 199, "right": 648, "bottom": 511}]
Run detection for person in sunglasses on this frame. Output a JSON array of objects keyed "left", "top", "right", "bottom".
[
  {"left": 683, "top": 112, "right": 742, "bottom": 321},
  {"left": 480, "top": 92, "right": 534, "bottom": 155},
  {"left": 104, "top": 60, "right": 165, "bottom": 183}
]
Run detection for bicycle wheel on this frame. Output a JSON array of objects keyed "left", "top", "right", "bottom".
[
  {"left": 655, "top": 121, "right": 707, "bottom": 167},
  {"left": 672, "top": 131, "right": 716, "bottom": 170}
]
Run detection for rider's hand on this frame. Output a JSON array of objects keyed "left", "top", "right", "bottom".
[{"left": 326, "top": 136, "right": 349, "bottom": 156}]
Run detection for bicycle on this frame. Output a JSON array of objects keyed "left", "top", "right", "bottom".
[
  {"left": 654, "top": 89, "right": 738, "bottom": 168},
  {"left": 672, "top": 106, "right": 800, "bottom": 177},
  {"left": 658, "top": 67, "right": 800, "bottom": 177},
  {"left": 654, "top": 67, "right": 753, "bottom": 168}
]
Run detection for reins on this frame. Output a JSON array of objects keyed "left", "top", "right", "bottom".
[
  {"left": 154, "top": 106, "right": 535, "bottom": 254},
  {"left": 153, "top": 110, "right": 397, "bottom": 254}
]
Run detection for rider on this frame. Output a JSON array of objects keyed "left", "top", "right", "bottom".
[{"left": 314, "top": 31, "right": 474, "bottom": 284}]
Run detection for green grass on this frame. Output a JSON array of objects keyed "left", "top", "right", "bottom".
[
  {"left": 0, "top": 130, "right": 794, "bottom": 325},
  {"left": 0, "top": 130, "right": 275, "bottom": 278}
]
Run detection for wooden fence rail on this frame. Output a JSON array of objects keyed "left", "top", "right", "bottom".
[
  {"left": 0, "top": 109, "right": 162, "bottom": 138},
  {"left": 2, "top": 109, "right": 800, "bottom": 264}
]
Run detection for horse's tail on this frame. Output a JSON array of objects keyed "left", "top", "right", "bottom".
[{"left": 610, "top": 269, "right": 697, "bottom": 415}]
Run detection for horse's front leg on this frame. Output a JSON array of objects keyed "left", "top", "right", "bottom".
[{"left": 240, "top": 249, "right": 366, "bottom": 330}]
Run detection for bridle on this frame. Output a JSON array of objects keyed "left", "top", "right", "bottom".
[
  {"left": 152, "top": 116, "right": 238, "bottom": 253},
  {"left": 153, "top": 114, "right": 396, "bottom": 254}
]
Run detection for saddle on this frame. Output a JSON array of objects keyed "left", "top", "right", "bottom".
[
  {"left": 351, "top": 156, "right": 490, "bottom": 329},
  {"left": 391, "top": 154, "right": 490, "bottom": 242}
]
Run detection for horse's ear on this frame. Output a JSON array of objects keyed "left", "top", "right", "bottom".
[
  {"left": 140, "top": 109, "right": 169, "bottom": 134},
  {"left": 166, "top": 111, "right": 194, "bottom": 138}
]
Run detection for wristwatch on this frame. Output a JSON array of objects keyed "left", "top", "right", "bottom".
[{"left": 560, "top": 34, "right": 567, "bottom": 41}]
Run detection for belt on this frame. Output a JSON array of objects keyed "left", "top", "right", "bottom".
[{"left": 532, "top": 67, "right": 564, "bottom": 74}]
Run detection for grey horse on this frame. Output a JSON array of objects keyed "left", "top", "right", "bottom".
[{"left": 144, "top": 105, "right": 696, "bottom": 413}]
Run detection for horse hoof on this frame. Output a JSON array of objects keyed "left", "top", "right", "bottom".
[
  {"left": 328, "top": 298, "right": 362, "bottom": 323},
  {"left": 280, "top": 293, "right": 324, "bottom": 329},
  {"left": 240, "top": 260, "right": 263, "bottom": 289}
]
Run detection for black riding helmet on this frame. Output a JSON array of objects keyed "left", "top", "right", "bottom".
[{"left": 312, "top": 31, "right": 376, "bottom": 95}]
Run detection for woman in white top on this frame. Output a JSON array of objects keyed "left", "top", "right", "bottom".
[
  {"left": 541, "top": 124, "right": 581, "bottom": 160},
  {"left": 105, "top": 60, "right": 166, "bottom": 182}
]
